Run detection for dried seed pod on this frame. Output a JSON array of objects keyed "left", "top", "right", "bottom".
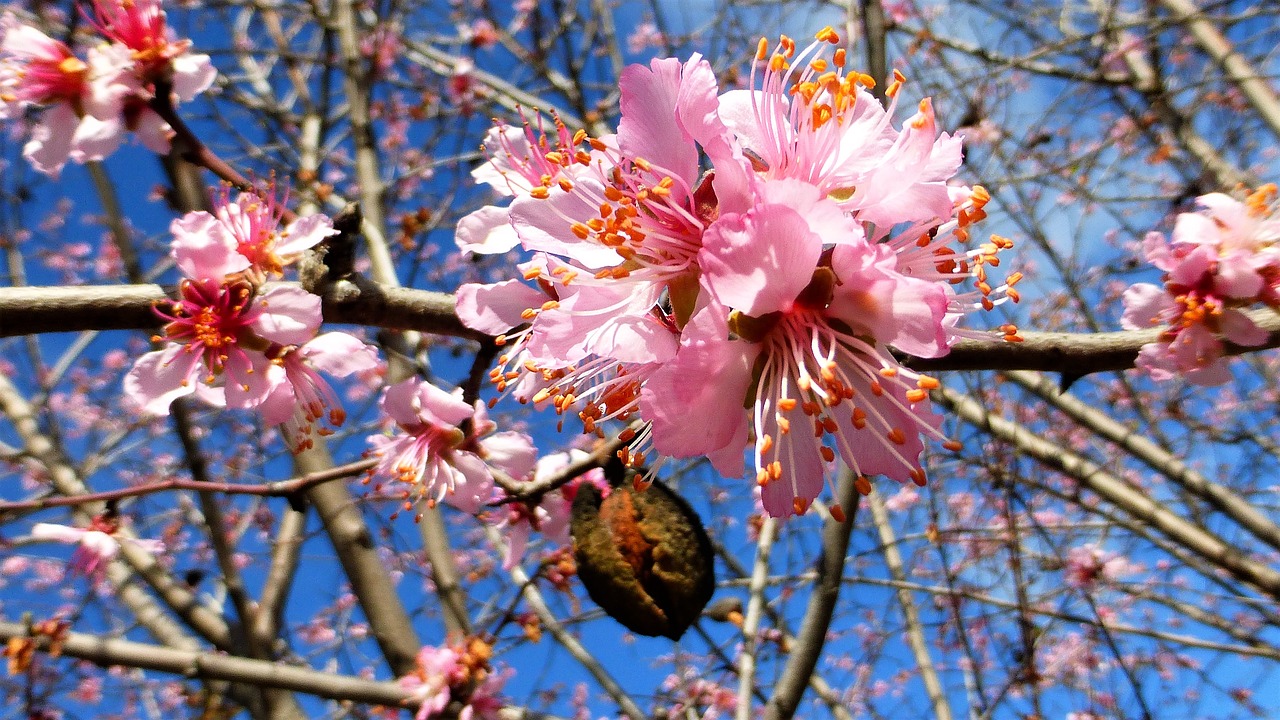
[{"left": 569, "top": 465, "right": 715, "bottom": 640}]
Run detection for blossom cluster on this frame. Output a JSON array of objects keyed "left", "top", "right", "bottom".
[
  {"left": 397, "top": 637, "right": 509, "bottom": 720},
  {"left": 367, "top": 376, "right": 536, "bottom": 517},
  {"left": 1122, "top": 185, "right": 1280, "bottom": 385},
  {"left": 456, "top": 28, "right": 1019, "bottom": 517},
  {"left": 124, "top": 187, "right": 380, "bottom": 451},
  {"left": 0, "top": 0, "right": 216, "bottom": 177}
]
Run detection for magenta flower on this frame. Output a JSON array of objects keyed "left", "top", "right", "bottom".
[
  {"left": 124, "top": 283, "right": 324, "bottom": 414},
  {"left": 0, "top": 15, "right": 134, "bottom": 175},
  {"left": 90, "top": 0, "right": 215, "bottom": 97},
  {"left": 369, "top": 377, "right": 536, "bottom": 514}
]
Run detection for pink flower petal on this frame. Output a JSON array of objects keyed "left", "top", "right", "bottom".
[
  {"left": 171, "top": 211, "right": 249, "bottom": 280},
  {"left": 252, "top": 285, "right": 323, "bottom": 344},
  {"left": 172, "top": 52, "right": 216, "bottom": 102},
  {"left": 641, "top": 306, "right": 755, "bottom": 461},
  {"left": 277, "top": 213, "right": 338, "bottom": 256},
  {"left": 23, "top": 103, "right": 77, "bottom": 177},
  {"left": 698, "top": 180, "right": 832, "bottom": 316},
  {"left": 456, "top": 205, "right": 520, "bottom": 255},
  {"left": 509, "top": 183, "right": 624, "bottom": 269},
  {"left": 300, "top": 332, "right": 380, "bottom": 376},
  {"left": 30, "top": 523, "right": 88, "bottom": 543},
  {"left": 124, "top": 345, "right": 200, "bottom": 415},
  {"left": 618, "top": 57, "right": 699, "bottom": 192},
  {"left": 456, "top": 279, "right": 546, "bottom": 336},
  {"left": 481, "top": 430, "right": 537, "bottom": 479},
  {"left": 1121, "top": 283, "right": 1174, "bottom": 330}
]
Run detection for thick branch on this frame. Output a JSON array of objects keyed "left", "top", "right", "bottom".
[
  {"left": 1003, "top": 370, "right": 1280, "bottom": 553},
  {"left": 938, "top": 385, "right": 1280, "bottom": 600},
  {"left": 7, "top": 283, "right": 1280, "bottom": 374},
  {"left": 0, "top": 619, "right": 413, "bottom": 706}
]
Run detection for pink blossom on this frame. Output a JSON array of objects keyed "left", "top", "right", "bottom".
[
  {"left": 456, "top": 113, "right": 590, "bottom": 256},
  {"left": 1123, "top": 185, "right": 1280, "bottom": 385},
  {"left": 467, "top": 19, "right": 498, "bottom": 50},
  {"left": 30, "top": 518, "right": 163, "bottom": 577},
  {"left": 369, "top": 377, "right": 535, "bottom": 514},
  {"left": 1065, "top": 544, "right": 1137, "bottom": 588},
  {"left": 447, "top": 57, "right": 479, "bottom": 114},
  {"left": 359, "top": 22, "right": 402, "bottom": 76},
  {"left": 398, "top": 640, "right": 507, "bottom": 720},
  {"left": 123, "top": 283, "right": 325, "bottom": 414},
  {"left": 644, "top": 258, "right": 949, "bottom": 517},
  {"left": 460, "top": 27, "right": 1013, "bottom": 515},
  {"left": 89, "top": 0, "right": 215, "bottom": 110},
  {"left": 0, "top": 16, "right": 134, "bottom": 175},
  {"left": 717, "top": 31, "right": 961, "bottom": 228},
  {"left": 626, "top": 22, "right": 666, "bottom": 54},
  {"left": 172, "top": 188, "right": 338, "bottom": 280},
  {"left": 259, "top": 332, "right": 382, "bottom": 452},
  {"left": 642, "top": 177, "right": 952, "bottom": 517},
  {"left": 883, "top": 484, "right": 921, "bottom": 513},
  {"left": 400, "top": 645, "right": 461, "bottom": 719},
  {"left": 493, "top": 449, "right": 607, "bottom": 568}
]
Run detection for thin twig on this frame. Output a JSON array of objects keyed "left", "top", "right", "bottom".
[
  {"left": 0, "top": 460, "right": 373, "bottom": 518},
  {"left": 867, "top": 488, "right": 953, "bottom": 720},
  {"left": 735, "top": 517, "right": 777, "bottom": 720}
]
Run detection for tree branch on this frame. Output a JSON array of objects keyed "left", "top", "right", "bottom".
[
  {"left": 0, "top": 618, "right": 413, "bottom": 706},
  {"left": 7, "top": 283, "right": 1280, "bottom": 375},
  {"left": 764, "top": 473, "right": 859, "bottom": 720}
]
